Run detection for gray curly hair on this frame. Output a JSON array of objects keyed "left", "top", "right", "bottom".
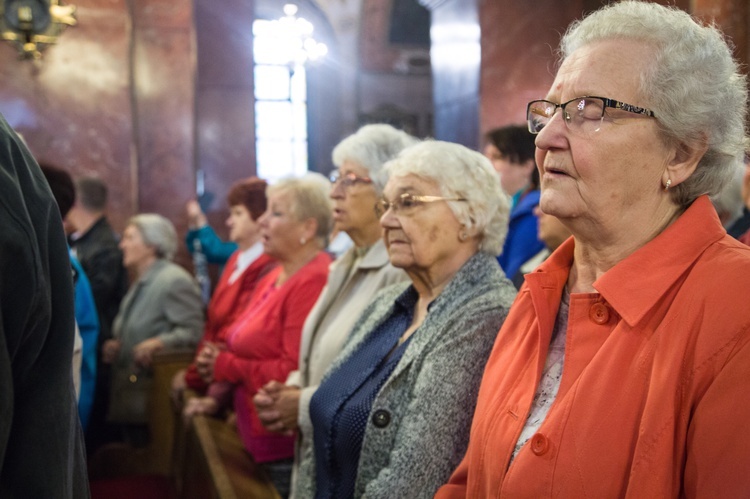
[
  {"left": 332, "top": 124, "right": 419, "bottom": 193},
  {"left": 560, "top": 0, "right": 748, "bottom": 207},
  {"left": 384, "top": 140, "right": 511, "bottom": 255}
]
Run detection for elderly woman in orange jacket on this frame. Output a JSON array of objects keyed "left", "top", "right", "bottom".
[{"left": 437, "top": 2, "right": 750, "bottom": 498}]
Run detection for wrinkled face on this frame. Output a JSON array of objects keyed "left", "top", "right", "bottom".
[
  {"left": 258, "top": 190, "right": 308, "bottom": 260},
  {"left": 120, "top": 224, "right": 156, "bottom": 269},
  {"left": 534, "top": 38, "right": 672, "bottom": 227},
  {"left": 380, "top": 174, "right": 463, "bottom": 274},
  {"left": 330, "top": 160, "right": 380, "bottom": 238},
  {"left": 226, "top": 204, "right": 260, "bottom": 246},
  {"left": 483, "top": 143, "right": 534, "bottom": 196}
]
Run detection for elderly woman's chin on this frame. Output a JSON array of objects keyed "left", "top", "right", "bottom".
[{"left": 384, "top": 244, "right": 413, "bottom": 269}]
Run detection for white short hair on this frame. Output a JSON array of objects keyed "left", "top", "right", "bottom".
[
  {"left": 128, "top": 213, "right": 178, "bottom": 260},
  {"left": 561, "top": 0, "right": 748, "bottom": 207},
  {"left": 384, "top": 140, "right": 510, "bottom": 255},
  {"left": 332, "top": 124, "right": 419, "bottom": 193}
]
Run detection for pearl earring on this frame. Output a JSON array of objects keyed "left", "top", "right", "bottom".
[
  {"left": 664, "top": 179, "right": 672, "bottom": 191},
  {"left": 300, "top": 237, "right": 307, "bottom": 245}
]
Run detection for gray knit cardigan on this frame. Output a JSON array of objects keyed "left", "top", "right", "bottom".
[{"left": 295, "top": 252, "right": 517, "bottom": 498}]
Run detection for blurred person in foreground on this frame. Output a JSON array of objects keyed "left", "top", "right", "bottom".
[
  {"left": 40, "top": 163, "right": 101, "bottom": 430},
  {"left": 296, "top": 140, "right": 517, "bottom": 498},
  {"left": 253, "top": 124, "right": 414, "bottom": 498},
  {"left": 103, "top": 213, "right": 204, "bottom": 446},
  {"left": 175, "top": 177, "right": 276, "bottom": 408},
  {"left": 194, "top": 174, "right": 333, "bottom": 498},
  {"left": 483, "top": 125, "right": 543, "bottom": 279},
  {"left": 437, "top": 2, "right": 750, "bottom": 497},
  {"left": 0, "top": 114, "right": 89, "bottom": 496}
]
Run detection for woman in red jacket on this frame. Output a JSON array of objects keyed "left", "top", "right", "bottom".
[
  {"left": 437, "top": 2, "right": 750, "bottom": 498},
  {"left": 173, "top": 177, "right": 276, "bottom": 404},
  {"left": 195, "top": 174, "right": 333, "bottom": 498}
]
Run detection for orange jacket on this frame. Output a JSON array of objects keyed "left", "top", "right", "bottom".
[{"left": 437, "top": 196, "right": 750, "bottom": 498}]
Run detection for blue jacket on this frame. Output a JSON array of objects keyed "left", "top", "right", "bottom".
[
  {"left": 186, "top": 225, "right": 237, "bottom": 265},
  {"left": 497, "top": 189, "right": 544, "bottom": 279},
  {"left": 70, "top": 253, "right": 99, "bottom": 430}
]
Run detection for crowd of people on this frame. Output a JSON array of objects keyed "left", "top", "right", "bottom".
[{"left": 2, "top": 1, "right": 750, "bottom": 498}]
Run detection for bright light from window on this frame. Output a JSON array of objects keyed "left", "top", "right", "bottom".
[{"left": 253, "top": 7, "right": 326, "bottom": 182}]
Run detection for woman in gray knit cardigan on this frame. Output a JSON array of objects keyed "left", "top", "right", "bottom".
[{"left": 296, "top": 140, "right": 517, "bottom": 498}]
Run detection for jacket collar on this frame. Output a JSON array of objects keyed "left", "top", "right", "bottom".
[{"left": 595, "top": 195, "right": 725, "bottom": 326}]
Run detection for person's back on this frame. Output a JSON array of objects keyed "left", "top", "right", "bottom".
[{"left": 0, "top": 113, "right": 89, "bottom": 497}]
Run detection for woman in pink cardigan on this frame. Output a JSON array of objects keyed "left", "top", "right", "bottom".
[{"left": 196, "top": 174, "right": 333, "bottom": 498}]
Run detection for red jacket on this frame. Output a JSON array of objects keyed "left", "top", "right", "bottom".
[
  {"left": 214, "top": 251, "right": 331, "bottom": 462},
  {"left": 184, "top": 250, "right": 276, "bottom": 392},
  {"left": 437, "top": 196, "right": 750, "bottom": 498}
]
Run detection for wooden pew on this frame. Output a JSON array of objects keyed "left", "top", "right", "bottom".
[
  {"left": 89, "top": 348, "right": 195, "bottom": 481},
  {"left": 181, "top": 415, "right": 280, "bottom": 499}
]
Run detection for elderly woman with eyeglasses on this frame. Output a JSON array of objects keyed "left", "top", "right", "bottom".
[
  {"left": 437, "top": 3, "right": 750, "bottom": 498},
  {"left": 251, "top": 124, "right": 414, "bottom": 497},
  {"left": 294, "top": 140, "right": 517, "bottom": 498}
]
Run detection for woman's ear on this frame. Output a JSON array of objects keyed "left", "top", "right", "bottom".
[
  {"left": 302, "top": 217, "right": 318, "bottom": 242},
  {"left": 665, "top": 133, "right": 708, "bottom": 188}
]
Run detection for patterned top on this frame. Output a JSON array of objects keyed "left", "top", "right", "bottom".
[
  {"left": 511, "top": 286, "right": 570, "bottom": 461},
  {"left": 309, "top": 287, "right": 418, "bottom": 499}
]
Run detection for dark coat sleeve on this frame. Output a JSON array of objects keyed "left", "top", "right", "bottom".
[{"left": 0, "top": 114, "right": 90, "bottom": 498}]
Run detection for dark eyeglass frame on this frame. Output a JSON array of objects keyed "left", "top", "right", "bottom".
[
  {"left": 329, "top": 170, "right": 373, "bottom": 188},
  {"left": 374, "top": 192, "right": 467, "bottom": 217},
  {"left": 526, "top": 96, "right": 656, "bottom": 135}
]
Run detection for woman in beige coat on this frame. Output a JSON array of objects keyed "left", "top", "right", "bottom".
[{"left": 253, "top": 124, "right": 415, "bottom": 497}]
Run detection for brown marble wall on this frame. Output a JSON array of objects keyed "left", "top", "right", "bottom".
[
  {"left": 194, "top": 0, "right": 255, "bottom": 239},
  {"left": 131, "top": 0, "right": 196, "bottom": 250},
  {"left": 0, "top": 0, "right": 196, "bottom": 244},
  {"left": 0, "top": 0, "right": 135, "bottom": 233}
]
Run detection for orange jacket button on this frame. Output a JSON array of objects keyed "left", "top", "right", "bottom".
[
  {"left": 589, "top": 302, "right": 610, "bottom": 325},
  {"left": 530, "top": 433, "right": 549, "bottom": 456}
]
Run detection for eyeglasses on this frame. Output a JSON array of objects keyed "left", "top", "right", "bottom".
[
  {"left": 527, "top": 96, "right": 656, "bottom": 137},
  {"left": 375, "top": 193, "right": 467, "bottom": 216},
  {"left": 329, "top": 170, "right": 373, "bottom": 188}
]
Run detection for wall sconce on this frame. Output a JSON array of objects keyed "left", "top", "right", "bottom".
[{"left": 0, "top": 0, "right": 76, "bottom": 60}]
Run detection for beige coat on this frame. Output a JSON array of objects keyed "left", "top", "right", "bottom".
[{"left": 286, "top": 240, "right": 407, "bottom": 496}]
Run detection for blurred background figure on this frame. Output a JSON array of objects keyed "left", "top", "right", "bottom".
[
  {"left": 192, "top": 174, "right": 333, "bottom": 498},
  {"left": 0, "top": 114, "right": 89, "bottom": 497},
  {"left": 511, "top": 207, "right": 572, "bottom": 288},
  {"left": 40, "top": 163, "right": 101, "bottom": 431},
  {"left": 483, "top": 125, "right": 544, "bottom": 279},
  {"left": 186, "top": 199, "right": 239, "bottom": 266},
  {"left": 66, "top": 175, "right": 129, "bottom": 452},
  {"left": 172, "top": 177, "right": 276, "bottom": 403},
  {"left": 296, "top": 140, "right": 516, "bottom": 498},
  {"left": 103, "top": 213, "right": 204, "bottom": 447},
  {"left": 727, "top": 152, "right": 750, "bottom": 241},
  {"left": 253, "top": 123, "right": 414, "bottom": 498},
  {"left": 711, "top": 160, "right": 746, "bottom": 230}
]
